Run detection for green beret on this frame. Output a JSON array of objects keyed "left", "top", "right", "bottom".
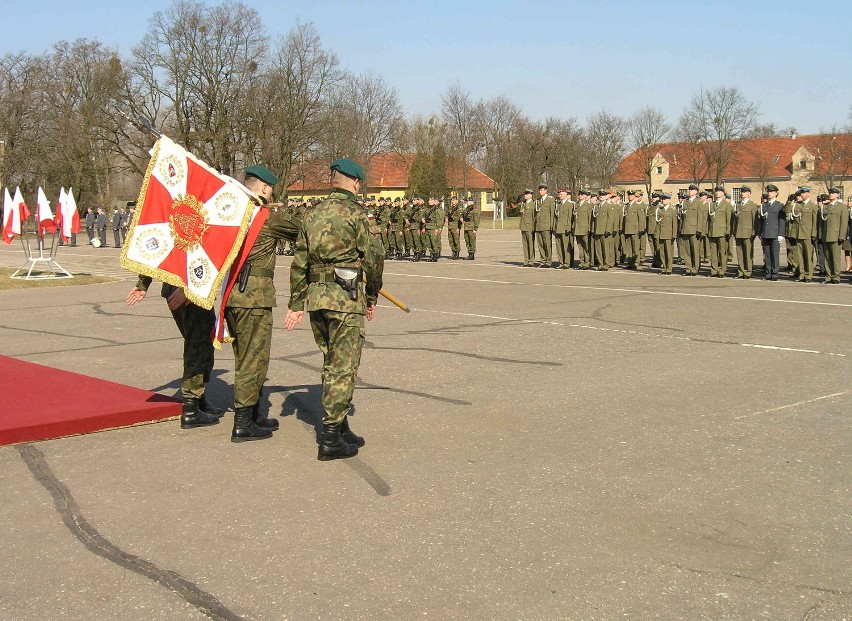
[
  {"left": 244, "top": 165, "right": 278, "bottom": 186},
  {"left": 330, "top": 158, "right": 365, "bottom": 181}
]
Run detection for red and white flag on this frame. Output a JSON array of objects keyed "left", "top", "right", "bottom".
[
  {"left": 120, "top": 136, "right": 259, "bottom": 310},
  {"left": 55, "top": 187, "right": 81, "bottom": 242},
  {"left": 2, "top": 187, "right": 30, "bottom": 244},
  {"left": 36, "top": 187, "right": 56, "bottom": 236}
]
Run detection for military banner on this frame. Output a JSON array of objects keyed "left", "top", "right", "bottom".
[{"left": 120, "top": 136, "right": 257, "bottom": 310}]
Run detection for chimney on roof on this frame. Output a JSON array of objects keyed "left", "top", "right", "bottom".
[
  {"left": 672, "top": 153, "right": 677, "bottom": 165},
  {"left": 790, "top": 131, "right": 797, "bottom": 140}
]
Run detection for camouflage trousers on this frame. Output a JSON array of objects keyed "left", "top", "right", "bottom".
[
  {"left": 226, "top": 306, "right": 272, "bottom": 409},
  {"left": 425, "top": 228, "right": 442, "bottom": 255},
  {"left": 463, "top": 229, "right": 477, "bottom": 254},
  {"left": 447, "top": 227, "right": 461, "bottom": 252},
  {"left": 171, "top": 303, "right": 215, "bottom": 400},
  {"left": 309, "top": 309, "right": 365, "bottom": 425},
  {"left": 388, "top": 229, "right": 403, "bottom": 253}
]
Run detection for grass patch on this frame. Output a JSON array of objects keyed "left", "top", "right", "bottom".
[{"left": 0, "top": 268, "right": 117, "bottom": 290}]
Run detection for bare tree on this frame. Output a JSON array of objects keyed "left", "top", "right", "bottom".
[
  {"left": 478, "top": 95, "right": 524, "bottom": 203},
  {"left": 586, "top": 109, "right": 627, "bottom": 189},
  {"left": 0, "top": 52, "right": 47, "bottom": 191},
  {"left": 247, "top": 23, "right": 340, "bottom": 194},
  {"left": 679, "top": 86, "right": 759, "bottom": 187},
  {"left": 134, "top": 0, "right": 267, "bottom": 173},
  {"left": 809, "top": 128, "right": 852, "bottom": 192},
  {"left": 627, "top": 106, "right": 670, "bottom": 197},
  {"left": 441, "top": 83, "right": 484, "bottom": 193},
  {"left": 672, "top": 112, "right": 713, "bottom": 187}
]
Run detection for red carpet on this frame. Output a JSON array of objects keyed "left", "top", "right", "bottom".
[{"left": 0, "top": 355, "right": 181, "bottom": 446}]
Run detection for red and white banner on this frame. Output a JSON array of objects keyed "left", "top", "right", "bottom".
[
  {"left": 2, "top": 187, "right": 30, "bottom": 244},
  {"left": 36, "top": 187, "right": 56, "bottom": 237},
  {"left": 55, "top": 187, "right": 81, "bottom": 242},
  {"left": 119, "top": 136, "right": 258, "bottom": 310}
]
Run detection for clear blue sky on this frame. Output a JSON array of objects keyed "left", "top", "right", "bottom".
[{"left": 3, "top": 0, "right": 851, "bottom": 135}]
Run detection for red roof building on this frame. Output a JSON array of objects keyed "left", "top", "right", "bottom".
[
  {"left": 287, "top": 153, "right": 495, "bottom": 199},
  {"left": 614, "top": 133, "right": 852, "bottom": 200}
]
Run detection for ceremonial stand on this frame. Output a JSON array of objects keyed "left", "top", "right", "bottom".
[{"left": 11, "top": 227, "right": 73, "bottom": 279}]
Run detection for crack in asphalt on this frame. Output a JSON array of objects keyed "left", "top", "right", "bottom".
[{"left": 16, "top": 443, "right": 244, "bottom": 621}]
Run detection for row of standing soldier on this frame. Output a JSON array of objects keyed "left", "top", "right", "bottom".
[
  {"left": 275, "top": 195, "right": 481, "bottom": 262},
  {"left": 519, "top": 183, "right": 851, "bottom": 283}
]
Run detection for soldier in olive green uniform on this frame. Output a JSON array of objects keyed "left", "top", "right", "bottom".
[
  {"left": 226, "top": 166, "right": 300, "bottom": 442},
  {"left": 573, "top": 189, "right": 592, "bottom": 269},
  {"left": 655, "top": 194, "right": 677, "bottom": 274},
  {"left": 461, "top": 195, "right": 480, "bottom": 260},
  {"left": 707, "top": 187, "right": 732, "bottom": 277},
  {"left": 795, "top": 189, "right": 818, "bottom": 282},
  {"left": 126, "top": 280, "right": 224, "bottom": 429},
  {"left": 784, "top": 193, "right": 801, "bottom": 277},
  {"left": 622, "top": 190, "right": 644, "bottom": 269},
  {"left": 605, "top": 193, "right": 620, "bottom": 269},
  {"left": 388, "top": 198, "right": 404, "bottom": 260},
  {"left": 820, "top": 187, "right": 846, "bottom": 284},
  {"left": 553, "top": 188, "right": 574, "bottom": 269},
  {"left": 733, "top": 186, "right": 758, "bottom": 279},
  {"left": 286, "top": 159, "right": 383, "bottom": 461},
  {"left": 591, "top": 191, "right": 609, "bottom": 270},
  {"left": 446, "top": 197, "right": 462, "bottom": 259},
  {"left": 635, "top": 190, "right": 648, "bottom": 266},
  {"left": 646, "top": 193, "right": 661, "bottom": 268},
  {"left": 534, "top": 184, "right": 555, "bottom": 267},
  {"left": 519, "top": 189, "right": 536, "bottom": 266},
  {"left": 678, "top": 185, "right": 702, "bottom": 275},
  {"left": 697, "top": 190, "right": 712, "bottom": 269}
]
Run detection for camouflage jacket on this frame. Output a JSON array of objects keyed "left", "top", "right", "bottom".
[
  {"left": 227, "top": 207, "right": 300, "bottom": 308},
  {"left": 289, "top": 188, "right": 384, "bottom": 314}
]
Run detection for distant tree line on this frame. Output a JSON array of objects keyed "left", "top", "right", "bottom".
[{"left": 0, "top": 0, "right": 849, "bottom": 210}]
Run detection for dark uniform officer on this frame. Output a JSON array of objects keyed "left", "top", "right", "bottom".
[
  {"left": 758, "top": 184, "right": 786, "bottom": 280},
  {"left": 126, "top": 282, "right": 224, "bottom": 429},
  {"left": 95, "top": 208, "right": 107, "bottom": 247},
  {"left": 85, "top": 207, "right": 95, "bottom": 244},
  {"left": 286, "top": 158, "right": 384, "bottom": 461},
  {"left": 226, "top": 165, "right": 300, "bottom": 441}
]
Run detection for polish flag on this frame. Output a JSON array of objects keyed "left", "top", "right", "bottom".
[
  {"left": 36, "top": 187, "right": 56, "bottom": 236},
  {"left": 59, "top": 187, "right": 81, "bottom": 242},
  {"left": 2, "top": 187, "right": 30, "bottom": 244},
  {"left": 54, "top": 187, "right": 67, "bottom": 239}
]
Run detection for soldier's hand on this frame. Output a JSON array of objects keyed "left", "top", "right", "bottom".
[
  {"left": 126, "top": 288, "right": 146, "bottom": 306},
  {"left": 284, "top": 310, "right": 304, "bottom": 331},
  {"left": 366, "top": 304, "right": 376, "bottom": 321},
  {"left": 434, "top": 229, "right": 440, "bottom": 235},
  {"left": 166, "top": 288, "right": 189, "bottom": 310},
  {"left": 472, "top": 230, "right": 477, "bottom": 235}
]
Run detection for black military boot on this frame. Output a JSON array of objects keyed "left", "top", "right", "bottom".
[
  {"left": 340, "top": 416, "right": 365, "bottom": 447},
  {"left": 402, "top": 250, "right": 410, "bottom": 259},
  {"left": 251, "top": 402, "right": 279, "bottom": 431},
  {"left": 466, "top": 253, "right": 475, "bottom": 260},
  {"left": 231, "top": 407, "right": 273, "bottom": 442},
  {"left": 431, "top": 253, "right": 439, "bottom": 262},
  {"left": 198, "top": 395, "right": 225, "bottom": 419},
  {"left": 317, "top": 423, "right": 358, "bottom": 461},
  {"left": 181, "top": 398, "right": 220, "bottom": 429},
  {"left": 412, "top": 252, "right": 421, "bottom": 262}
]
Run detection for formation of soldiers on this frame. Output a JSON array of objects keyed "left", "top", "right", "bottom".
[
  {"left": 275, "top": 194, "right": 481, "bottom": 262},
  {"left": 519, "top": 183, "right": 852, "bottom": 283}
]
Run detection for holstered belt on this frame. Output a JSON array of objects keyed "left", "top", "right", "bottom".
[{"left": 308, "top": 264, "right": 359, "bottom": 283}]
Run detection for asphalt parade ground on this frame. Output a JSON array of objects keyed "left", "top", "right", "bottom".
[{"left": 0, "top": 230, "right": 850, "bottom": 621}]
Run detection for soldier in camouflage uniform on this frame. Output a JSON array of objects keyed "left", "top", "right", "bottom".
[
  {"left": 446, "top": 196, "right": 462, "bottom": 259},
  {"left": 226, "top": 165, "right": 300, "bottom": 442},
  {"left": 126, "top": 280, "right": 225, "bottom": 429},
  {"left": 387, "top": 197, "right": 403, "bottom": 260},
  {"left": 461, "top": 195, "right": 480, "bottom": 260},
  {"left": 286, "top": 158, "right": 384, "bottom": 461},
  {"left": 407, "top": 197, "right": 425, "bottom": 261},
  {"left": 401, "top": 197, "right": 414, "bottom": 259},
  {"left": 424, "top": 197, "right": 444, "bottom": 261}
]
